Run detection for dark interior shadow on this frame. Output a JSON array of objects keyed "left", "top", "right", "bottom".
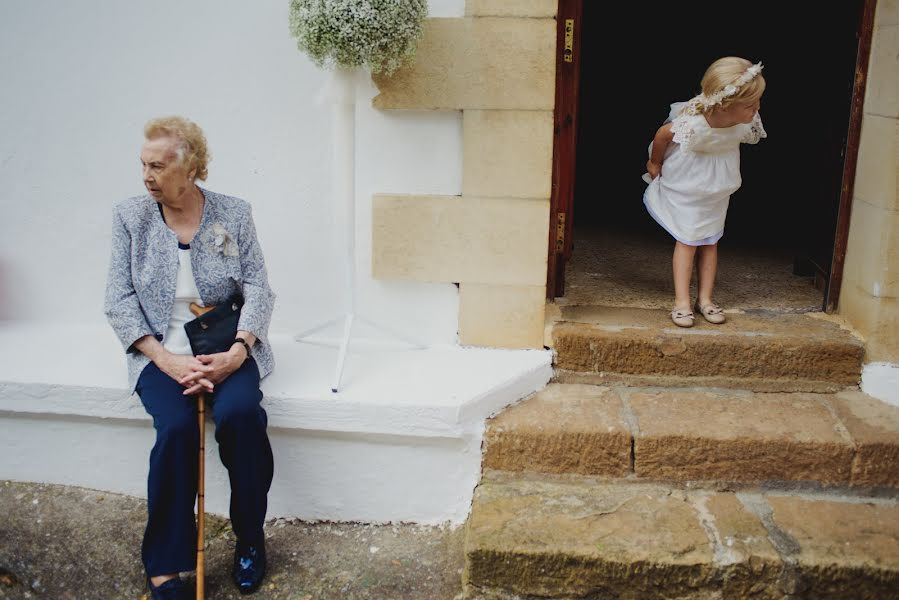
[{"left": 572, "top": 1, "right": 861, "bottom": 292}]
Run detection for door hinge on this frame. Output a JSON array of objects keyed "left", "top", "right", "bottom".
[
  {"left": 563, "top": 19, "right": 574, "bottom": 62},
  {"left": 555, "top": 212, "right": 566, "bottom": 252}
]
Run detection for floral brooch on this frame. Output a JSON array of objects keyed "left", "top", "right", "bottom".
[{"left": 209, "top": 222, "right": 238, "bottom": 257}]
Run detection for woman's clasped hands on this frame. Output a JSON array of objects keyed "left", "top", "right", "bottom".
[{"left": 156, "top": 346, "right": 248, "bottom": 395}]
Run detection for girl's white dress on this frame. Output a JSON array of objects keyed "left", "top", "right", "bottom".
[{"left": 642, "top": 101, "right": 766, "bottom": 245}]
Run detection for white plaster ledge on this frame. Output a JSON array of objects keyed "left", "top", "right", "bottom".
[
  {"left": 0, "top": 322, "right": 553, "bottom": 438},
  {"left": 861, "top": 362, "right": 899, "bottom": 407},
  {"left": 0, "top": 321, "right": 553, "bottom": 524}
]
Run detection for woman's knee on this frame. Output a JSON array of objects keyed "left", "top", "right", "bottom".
[
  {"left": 212, "top": 361, "right": 264, "bottom": 428},
  {"left": 156, "top": 407, "right": 199, "bottom": 442},
  {"left": 214, "top": 398, "right": 264, "bottom": 431}
]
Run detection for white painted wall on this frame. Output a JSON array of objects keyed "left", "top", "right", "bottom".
[
  {"left": 428, "top": 0, "right": 466, "bottom": 17},
  {"left": 0, "top": 0, "right": 464, "bottom": 344},
  {"left": 862, "top": 363, "right": 899, "bottom": 407},
  {"left": 0, "top": 0, "right": 555, "bottom": 528}
]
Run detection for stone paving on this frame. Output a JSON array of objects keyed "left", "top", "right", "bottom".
[{"left": 466, "top": 471, "right": 899, "bottom": 599}]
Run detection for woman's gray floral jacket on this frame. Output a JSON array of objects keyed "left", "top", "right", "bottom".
[{"left": 104, "top": 187, "right": 275, "bottom": 391}]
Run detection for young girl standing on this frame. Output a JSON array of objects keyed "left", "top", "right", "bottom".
[{"left": 643, "top": 56, "right": 766, "bottom": 327}]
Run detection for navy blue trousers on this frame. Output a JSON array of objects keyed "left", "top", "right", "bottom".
[{"left": 136, "top": 358, "right": 274, "bottom": 577}]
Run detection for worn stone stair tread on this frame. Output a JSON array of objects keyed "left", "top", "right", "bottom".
[
  {"left": 548, "top": 306, "right": 864, "bottom": 392},
  {"left": 484, "top": 383, "right": 899, "bottom": 488},
  {"left": 465, "top": 471, "right": 899, "bottom": 599}
]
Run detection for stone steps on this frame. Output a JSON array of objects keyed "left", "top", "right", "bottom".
[
  {"left": 467, "top": 306, "right": 890, "bottom": 598},
  {"left": 464, "top": 471, "right": 899, "bottom": 600},
  {"left": 483, "top": 383, "right": 899, "bottom": 489},
  {"left": 548, "top": 306, "right": 865, "bottom": 392}
]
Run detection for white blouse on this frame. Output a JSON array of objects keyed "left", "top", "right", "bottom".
[{"left": 163, "top": 246, "right": 203, "bottom": 356}]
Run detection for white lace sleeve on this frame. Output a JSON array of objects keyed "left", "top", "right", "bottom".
[
  {"left": 670, "top": 114, "right": 699, "bottom": 151},
  {"left": 741, "top": 112, "right": 767, "bottom": 144},
  {"left": 665, "top": 101, "right": 689, "bottom": 123}
]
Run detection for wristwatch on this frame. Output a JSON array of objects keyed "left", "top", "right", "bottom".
[{"left": 232, "top": 337, "right": 252, "bottom": 358}]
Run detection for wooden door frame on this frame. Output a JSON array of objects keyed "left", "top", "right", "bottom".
[
  {"left": 546, "top": 0, "right": 582, "bottom": 299},
  {"left": 546, "top": 0, "right": 877, "bottom": 310},
  {"left": 826, "top": 0, "right": 877, "bottom": 312}
]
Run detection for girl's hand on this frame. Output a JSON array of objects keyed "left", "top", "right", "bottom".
[
  {"left": 179, "top": 345, "right": 247, "bottom": 395},
  {"left": 646, "top": 160, "right": 662, "bottom": 180},
  {"left": 156, "top": 352, "right": 215, "bottom": 394}
]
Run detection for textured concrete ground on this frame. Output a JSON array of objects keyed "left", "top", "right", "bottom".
[
  {"left": 559, "top": 225, "right": 823, "bottom": 312},
  {"left": 0, "top": 481, "right": 465, "bottom": 600}
]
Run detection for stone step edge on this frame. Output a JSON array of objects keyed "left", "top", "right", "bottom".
[
  {"left": 477, "top": 468, "right": 899, "bottom": 503},
  {"left": 553, "top": 369, "right": 852, "bottom": 393},
  {"left": 549, "top": 319, "right": 864, "bottom": 387},
  {"left": 483, "top": 384, "right": 899, "bottom": 489},
  {"left": 464, "top": 473, "right": 899, "bottom": 599}
]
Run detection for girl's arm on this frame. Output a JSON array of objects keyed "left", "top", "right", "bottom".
[{"left": 646, "top": 122, "right": 675, "bottom": 179}]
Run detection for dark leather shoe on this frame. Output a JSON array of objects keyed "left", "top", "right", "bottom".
[
  {"left": 148, "top": 576, "right": 192, "bottom": 600},
  {"left": 233, "top": 539, "right": 266, "bottom": 594}
]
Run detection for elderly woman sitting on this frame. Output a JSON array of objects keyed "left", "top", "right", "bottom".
[{"left": 104, "top": 116, "right": 276, "bottom": 598}]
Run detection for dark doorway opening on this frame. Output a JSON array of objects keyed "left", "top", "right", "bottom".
[{"left": 564, "top": 1, "right": 862, "bottom": 311}]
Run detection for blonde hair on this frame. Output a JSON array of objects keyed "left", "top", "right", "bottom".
[
  {"left": 144, "top": 116, "right": 210, "bottom": 181},
  {"left": 699, "top": 56, "right": 766, "bottom": 112}
]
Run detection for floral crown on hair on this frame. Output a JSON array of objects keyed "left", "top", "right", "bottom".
[{"left": 685, "top": 62, "right": 764, "bottom": 114}]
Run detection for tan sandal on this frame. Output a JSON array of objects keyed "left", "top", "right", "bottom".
[
  {"left": 695, "top": 302, "right": 726, "bottom": 324},
  {"left": 670, "top": 308, "right": 695, "bottom": 328}
]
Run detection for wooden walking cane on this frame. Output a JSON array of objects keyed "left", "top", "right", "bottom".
[
  {"left": 186, "top": 301, "right": 217, "bottom": 600},
  {"left": 197, "top": 391, "right": 206, "bottom": 600}
]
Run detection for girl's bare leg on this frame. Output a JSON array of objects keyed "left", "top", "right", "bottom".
[
  {"left": 696, "top": 243, "right": 718, "bottom": 306},
  {"left": 672, "top": 241, "right": 697, "bottom": 310}
]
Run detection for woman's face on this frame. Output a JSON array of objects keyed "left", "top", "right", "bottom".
[{"left": 140, "top": 136, "right": 195, "bottom": 203}]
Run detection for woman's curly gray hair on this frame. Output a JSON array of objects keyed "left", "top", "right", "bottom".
[{"left": 144, "top": 116, "right": 210, "bottom": 181}]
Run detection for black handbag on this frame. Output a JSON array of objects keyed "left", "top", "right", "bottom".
[{"left": 183, "top": 295, "right": 244, "bottom": 356}]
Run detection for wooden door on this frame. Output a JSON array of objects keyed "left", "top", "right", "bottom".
[
  {"left": 826, "top": 0, "right": 877, "bottom": 311},
  {"left": 546, "top": 0, "right": 582, "bottom": 299}
]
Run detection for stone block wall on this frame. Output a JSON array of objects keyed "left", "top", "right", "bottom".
[
  {"left": 370, "top": 3, "right": 556, "bottom": 349},
  {"left": 840, "top": 0, "right": 899, "bottom": 363}
]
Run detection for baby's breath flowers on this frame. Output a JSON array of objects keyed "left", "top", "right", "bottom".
[{"left": 289, "top": 0, "right": 428, "bottom": 75}]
